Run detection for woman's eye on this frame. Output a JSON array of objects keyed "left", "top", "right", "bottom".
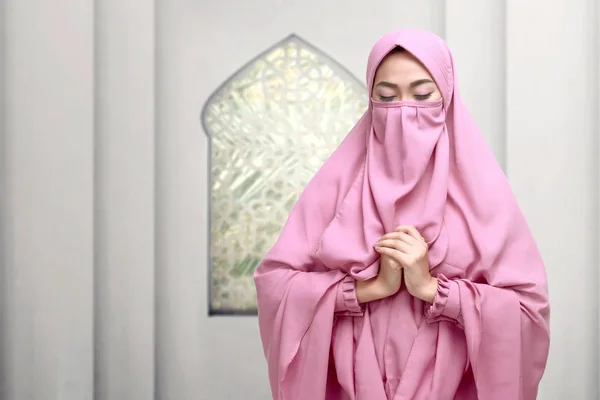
[
  {"left": 378, "top": 95, "right": 396, "bottom": 102},
  {"left": 414, "top": 93, "right": 433, "bottom": 101}
]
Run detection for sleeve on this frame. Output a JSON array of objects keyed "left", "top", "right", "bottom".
[
  {"left": 423, "top": 272, "right": 550, "bottom": 400},
  {"left": 425, "top": 273, "right": 463, "bottom": 326},
  {"left": 334, "top": 274, "right": 364, "bottom": 316},
  {"left": 255, "top": 263, "right": 348, "bottom": 400}
]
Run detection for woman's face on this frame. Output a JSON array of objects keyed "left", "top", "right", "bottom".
[{"left": 371, "top": 50, "right": 442, "bottom": 103}]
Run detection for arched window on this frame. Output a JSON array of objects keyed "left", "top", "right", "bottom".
[{"left": 202, "top": 34, "right": 367, "bottom": 314}]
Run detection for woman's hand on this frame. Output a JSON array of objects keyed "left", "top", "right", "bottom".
[
  {"left": 376, "top": 253, "right": 403, "bottom": 296},
  {"left": 374, "top": 225, "right": 438, "bottom": 303},
  {"left": 356, "top": 250, "right": 403, "bottom": 304}
]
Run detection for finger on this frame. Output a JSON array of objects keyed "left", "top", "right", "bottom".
[
  {"left": 379, "top": 231, "right": 418, "bottom": 245},
  {"left": 375, "top": 238, "right": 412, "bottom": 254},
  {"left": 394, "top": 225, "right": 425, "bottom": 243},
  {"left": 374, "top": 245, "right": 409, "bottom": 265}
]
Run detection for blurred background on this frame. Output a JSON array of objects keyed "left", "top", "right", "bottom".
[{"left": 0, "top": 0, "right": 598, "bottom": 399}]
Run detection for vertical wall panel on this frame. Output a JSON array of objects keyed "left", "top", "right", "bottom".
[
  {"left": 155, "top": 1, "right": 204, "bottom": 399},
  {"left": 2, "top": 1, "right": 95, "bottom": 399},
  {"left": 445, "top": 0, "right": 506, "bottom": 168},
  {"left": 596, "top": 0, "right": 600, "bottom": 395},
  {"left": 506, "top": 1, "right": 597, "bottom": 398},
  {"left": 0, "top": 0, "right": 8, "bottom": 395},
  {"left": 94, "top": 0, "right": 156, "bottom": 399}
]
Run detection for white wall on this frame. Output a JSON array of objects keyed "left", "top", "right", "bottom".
[{"left": 0, "top": 0, "right": 597, "bottom": 399}]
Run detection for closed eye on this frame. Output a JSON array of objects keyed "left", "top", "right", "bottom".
[
  {"left": 377, "top": 95, "right": 396, "bottom": 102},
  {"left": 414, "top": 93, "right": 433, "bottom": 101}
]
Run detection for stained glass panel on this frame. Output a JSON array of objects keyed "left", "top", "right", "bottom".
[{"left": 202, "top": 34, "right": 367, "bottom": 314}]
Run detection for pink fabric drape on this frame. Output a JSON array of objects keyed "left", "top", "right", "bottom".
[{"left": 254, "top": 29, "right": 550, "bottom": 400}]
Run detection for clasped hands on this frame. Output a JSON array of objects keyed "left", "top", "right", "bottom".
[{"left": 373, "top": 225, "right": 438, "bottom": 303}]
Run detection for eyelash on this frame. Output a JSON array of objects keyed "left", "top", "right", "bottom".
[
  {"left": 377, "top": 93, "right": 434, "bottom": 102},
  {"left": 414, "top": 93, "right": 433, "bottom": 101}
]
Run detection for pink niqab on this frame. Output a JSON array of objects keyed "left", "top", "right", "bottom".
[{"left": 254, "top": 29, "right": 550, "bottom": 400}]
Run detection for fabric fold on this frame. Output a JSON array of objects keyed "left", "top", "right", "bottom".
[
  {"left": 335, "top": 274, "right": 363, "bottom": 315},
  {"left": 426, "top": 273, "right": 462, "bottom": 324}
]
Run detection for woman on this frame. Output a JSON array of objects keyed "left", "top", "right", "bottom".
[{"left": 254, "top": 29, "right": 550, "bottom": 400}]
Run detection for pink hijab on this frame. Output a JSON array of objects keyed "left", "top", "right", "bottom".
[{"left": 254, "top": 29, "right": 550, "bottom": 400}]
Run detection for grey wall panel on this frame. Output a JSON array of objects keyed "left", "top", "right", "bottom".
[
  {"left": 94, "top": 0, "right": 156, "bottom": 399},
  {"left": 445, "top": 0, "right": 507, "bottom": 168},
  {"left": 2, "top": 1, "right": 95, "bottom": 398},
  {"left": 506, "top": 0, "right": 598, "bottom": 398}
]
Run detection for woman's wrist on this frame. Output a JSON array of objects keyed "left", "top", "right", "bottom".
[
  {"left": 356, "top": 276, "right": 392, "bottom": 303},
  {"left": 376, "top": 272, "right": 401, "bottom": 297},
  {"left": 414, "top": 277, "right": 439, "bottom": 303}
]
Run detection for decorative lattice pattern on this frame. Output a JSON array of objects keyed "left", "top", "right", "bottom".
[{"left": 202, "top": 34, "right": 367, "bottom": 313}]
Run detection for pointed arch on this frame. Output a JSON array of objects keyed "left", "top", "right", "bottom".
[{"left": 202, "top": 34, "right": 367, "bottom": 314}]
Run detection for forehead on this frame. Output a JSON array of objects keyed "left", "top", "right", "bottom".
[
  {"left": 366, "top": 30, "right": 454, "bottom": 103},
  {"left": 374, "top": 51, "right": 435, "bottom": 83}
]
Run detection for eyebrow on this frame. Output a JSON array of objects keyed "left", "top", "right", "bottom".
[
  {"left": 375, "top": 79, "right": 435, "bottom": 89},
  {"left": 409, "top": 79, "right": 435, "bottom": 88}
]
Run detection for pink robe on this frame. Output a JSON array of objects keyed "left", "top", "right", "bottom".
[{"left": 254, "top": 29, "right": 550, "bottom": 400}]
